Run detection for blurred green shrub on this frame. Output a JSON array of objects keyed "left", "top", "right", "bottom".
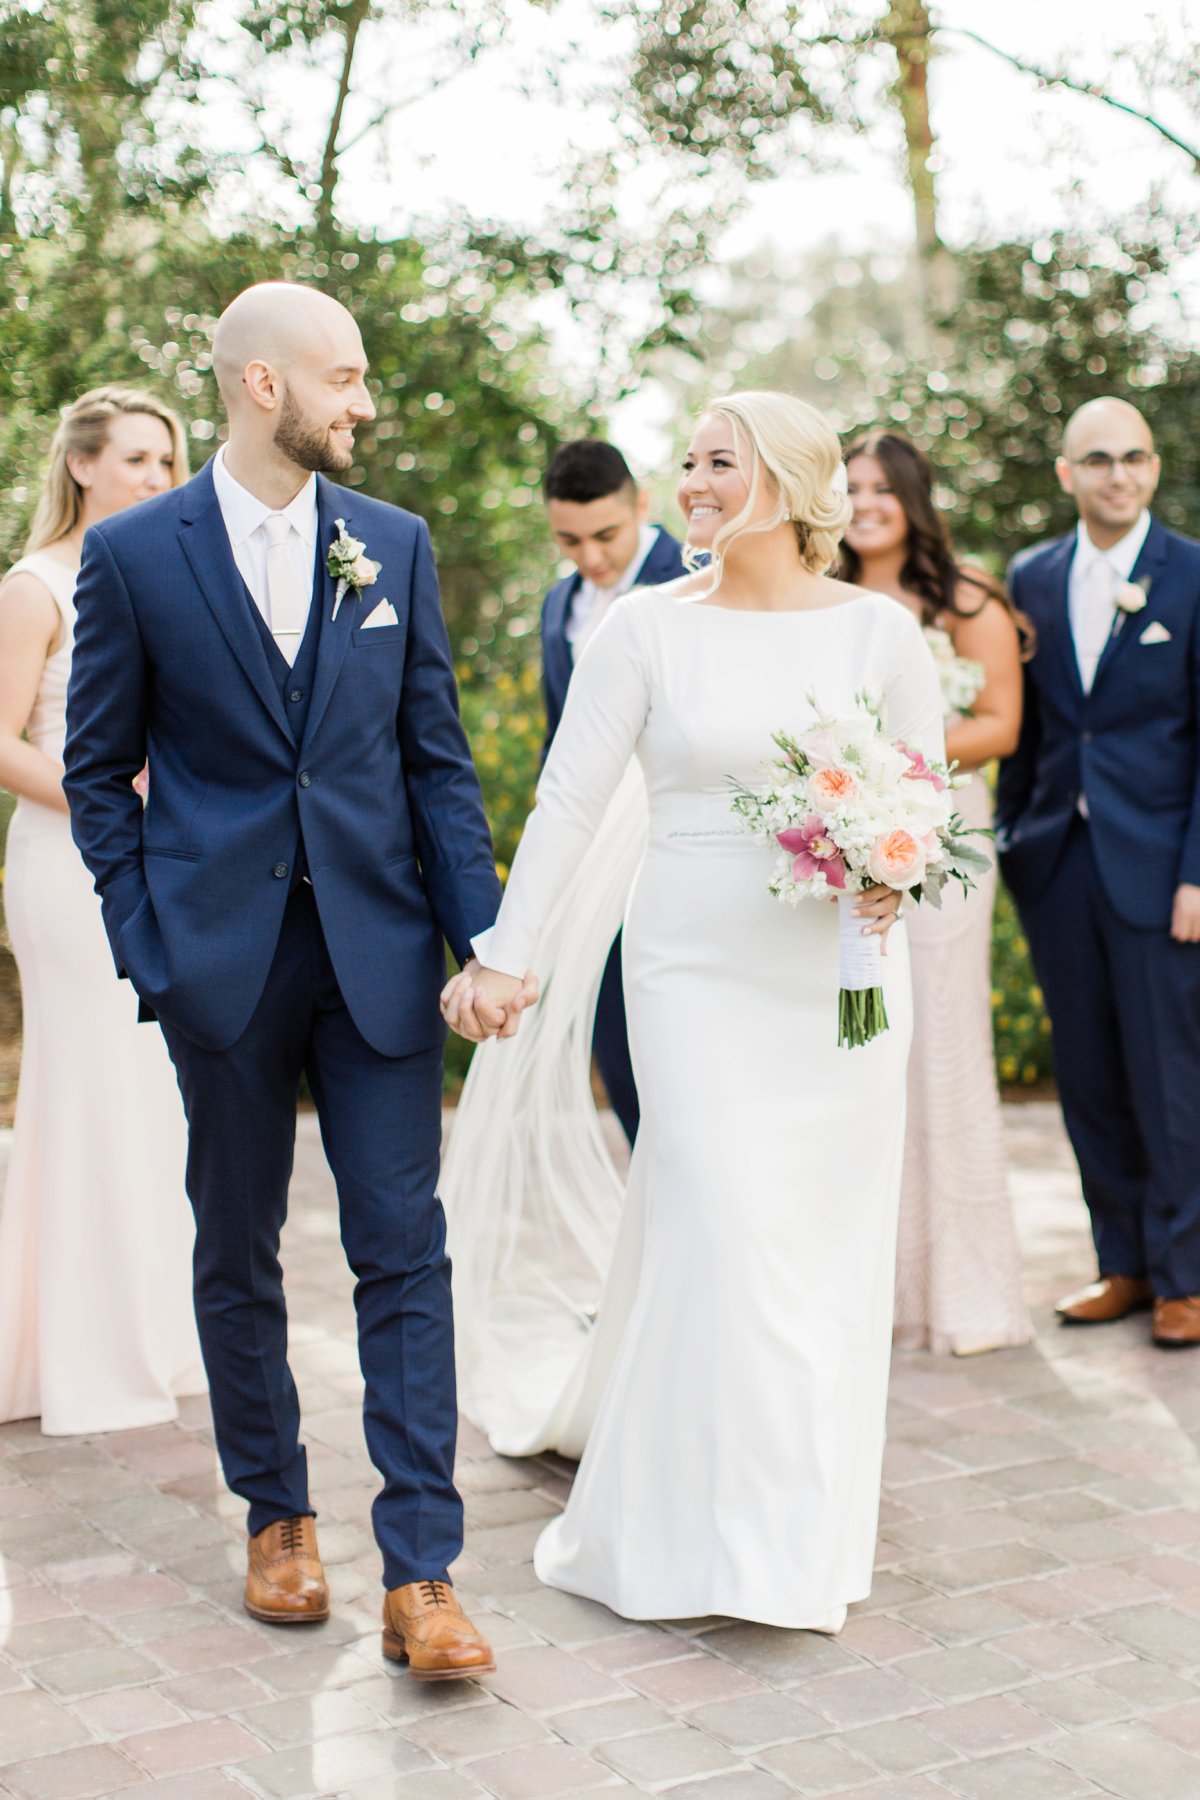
[
  {"left": 444, "top": 656, "right": 545, "bottom": 1093},
  {"left": 991, "top": 879, "right": 1054, "bottom": 1088}
]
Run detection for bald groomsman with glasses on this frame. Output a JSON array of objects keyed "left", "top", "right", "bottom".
[{"left": 997, "top": 397, "right": 1200, "bottom": 1347}]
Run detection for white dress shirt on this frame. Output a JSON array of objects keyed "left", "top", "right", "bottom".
[
  {"left": 566, "top": 523, "right": 660, "bottom": 660},
  {"left": 211, "top": 447, "right": 318, "bottom": 639},
  {"left": 1068, "top": 509, "right": 1151, "bottom": 694}
]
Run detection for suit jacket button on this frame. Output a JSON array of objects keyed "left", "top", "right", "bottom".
[
  {"left": 298, "top": 771, "right": 312, "bottom": 789},
  {"left": 273, "top": 863, "right": 288, "bottom": 879},
  {"left": 1081, "top": 730, "right": 1093, "bottom": 744},
  {"left": 289, "top": 689, "right": 303, "bottom": 703}
]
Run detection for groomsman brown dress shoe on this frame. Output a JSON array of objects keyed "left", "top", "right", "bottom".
[
  {"left": 382, "top": 1580, "right": 495, "bottom": 1680},
  {"left": 1153, "top": 1296, "right": 1200, "bottom": 1348},
  {"left": 244, "top": 1516, "right": 330, "bottom": 1624},
  {"left": 1055, "top": 1275, "right": 1153, "bottom": 1324}
]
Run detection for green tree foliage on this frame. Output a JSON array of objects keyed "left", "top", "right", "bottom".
[{"left": 656, "top": 219, "right": 1200, "bottom": 567}]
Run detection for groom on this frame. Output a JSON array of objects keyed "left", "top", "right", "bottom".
[{"left": 64, "top": 282, "right": 513, "bottom": 1677}]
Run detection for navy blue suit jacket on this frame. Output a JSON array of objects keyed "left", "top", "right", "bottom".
[
  {"left": 540, "top": 526, "right": 686, "bottom": 756},
  {"left": 996, "top": 516, "right": 1200, "bottom": 931},
  {"left": 64, "top": 461, "right": 502, "bottom": 1056}
]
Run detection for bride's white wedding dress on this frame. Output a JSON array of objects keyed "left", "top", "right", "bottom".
[{"left": 447, "top": 585, "right": 943, "bottom": 1627}]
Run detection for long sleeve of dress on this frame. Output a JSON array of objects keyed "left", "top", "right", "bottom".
[
  {"left": 882, "top": 605, "right": 947, "bottom": 773},
  {"left": 475, "top": 596, "right": 651, "bottom": 978}
]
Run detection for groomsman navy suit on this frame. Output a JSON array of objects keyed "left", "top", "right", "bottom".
[
  {"left": 996, "top": 398, "right": 1200, "bottom": 1347},
  {"left": 64, "top": 284, "right": 505, "bottom": 1678},
  {"left": 540, "top": 439, "right": 686, "bottom": 1145}
]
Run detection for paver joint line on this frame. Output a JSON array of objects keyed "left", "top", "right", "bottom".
[{"left": 3, "top": 1107, "right": 1200, "bottom": 1798}]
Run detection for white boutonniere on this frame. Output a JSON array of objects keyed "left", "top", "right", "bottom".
[
  {"left": 1111, "top": 574, "right": 1151, "bottom": 642},
  {"left": 327, "top": 519, "right": 381, "bottom": 621},
  {"left": 1115, "top": 576, "right": 1151, "bottom": 614}
]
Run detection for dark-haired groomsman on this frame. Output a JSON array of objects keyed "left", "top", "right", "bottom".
[
  {"left": 997, "top": 397, "right": 1200, "bottom": 1346},
  {"left": 539, "top": 440, "right": 685, "bottom": 1144}
]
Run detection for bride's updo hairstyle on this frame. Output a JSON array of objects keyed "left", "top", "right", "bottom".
[
  {"left": 26, "top": 385, "right": 189, "bottom": 554},
  {"left": 693, "top": 390, "right": 853, "bottom": 578}
]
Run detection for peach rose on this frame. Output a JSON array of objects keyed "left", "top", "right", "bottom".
[
  {"left": 809, "top": 766, "right": 860, "bottom": 807},
  {"left": 351, "top": 554, "right": 379, "bottom": 589},
  {"left": 868, "top": 827, "right": 926, "bottom": 889}
]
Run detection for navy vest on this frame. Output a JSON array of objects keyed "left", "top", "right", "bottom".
[{"left": 240, "top": 543, "right": 324, "bottom": 878}]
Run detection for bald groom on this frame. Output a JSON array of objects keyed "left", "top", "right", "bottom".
[
  {"left": 64, "top": 283, "right": 510, "bottom": 1675},
  {"left": 997, "top": 398, "right": 1200, "bottom": 1347}
]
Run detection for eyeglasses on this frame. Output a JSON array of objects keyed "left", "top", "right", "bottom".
[{"left": 1071, "top": 450, "right": 1156, "bottom": 473}]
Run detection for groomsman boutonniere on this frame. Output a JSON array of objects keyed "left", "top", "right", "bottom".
[
  {"left": 327, "top": 519, "right": 381, "bottom": 621},
  {"left": 1111, "top": 574, "right": 1152, "bottom": 642}
]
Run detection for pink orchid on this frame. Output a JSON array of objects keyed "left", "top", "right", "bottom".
[
  {"left": 898, "top": 742, "right": 947, "bottom": 791},
  {"left": 777, "top": 816, "right": 847, "bottom": 889}
]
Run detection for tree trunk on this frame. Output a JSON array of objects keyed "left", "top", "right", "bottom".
[
  {"left": 885, "top": 0, "right": 954, "bottom": 319},
  {"left": 316, "top": 0, "right": 371, "bottom": 240}
]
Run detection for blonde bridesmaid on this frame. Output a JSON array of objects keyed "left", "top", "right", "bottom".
[
  {"left": 0, "top": 387, "right": 207, "bottom": 1433},
  {"left": 842, "top": 430, "right": 1032, "bottom": 1356}
]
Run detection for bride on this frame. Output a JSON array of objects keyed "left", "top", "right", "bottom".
[{"left": 442, "top": 392, "right": 943, "bottom": 1631}]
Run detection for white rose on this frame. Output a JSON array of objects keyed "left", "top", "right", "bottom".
[{"left": 1114, "top": 581, "right": 1148, "bottom": 615}]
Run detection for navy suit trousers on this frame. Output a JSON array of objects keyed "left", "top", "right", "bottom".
[
  {"left": 1017, "top": 820, "right": 1200, "bottom": 1296},
  {"left": 594, "top": 933, "right": 639, "bottom": 1147},
  {"left": 160, "top": 883, "right": 460, "bottom": 1588}
]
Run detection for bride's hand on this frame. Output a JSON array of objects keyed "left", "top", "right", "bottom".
[
  {"left": 440, "top": 962, "right": 538, "bottom": 1040},
  {"left": 497, "top": 969, "right": 539, "bottom": 1039},
  {"left": 852, "top": 883, "right": 902, "bottom": 955}
]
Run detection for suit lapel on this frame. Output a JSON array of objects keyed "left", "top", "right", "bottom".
[
  {"left": 1035, "top": 534, "right": 1084, "bottom": 712},
  {"left": 178, "top": 464, "right": 292, "bottom": 742},
  {"left": 299, "top": 478, "right": 357, "bottom": 753},
  {"left": 1091, "top": 517, "right": 1169, "bottom": 692},
  {"left": 640, "top": 526, "right": 685, "bottom": 585},
  {"left": 546, "top": 572, "right": 579, "bottom": 683}
]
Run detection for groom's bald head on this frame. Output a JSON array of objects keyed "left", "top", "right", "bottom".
[
  {"left": 213, "top": 283, "right": 364, "bottom": 404},
  {"left": 212, "top": 282, "right": 374, "bottom": 479}
]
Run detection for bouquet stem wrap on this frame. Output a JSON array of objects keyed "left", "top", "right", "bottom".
[{"left": 836, "top": 893, "right": 889, "bottom": 1049}]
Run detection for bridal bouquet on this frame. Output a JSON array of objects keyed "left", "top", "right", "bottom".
[
  {"left": 923, "top": 624, "right": 985, "bottom": 718},
  {"left": 730, "top": 696, "right": 992, "bottom": 1048}
]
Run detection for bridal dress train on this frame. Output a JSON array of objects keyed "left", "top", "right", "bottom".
[
  {"left": 0, "top": 552, "right": 205, "bottom": 1435},
  {"left": 444, "top": 586, "right": 943, "bottom": 1628}
]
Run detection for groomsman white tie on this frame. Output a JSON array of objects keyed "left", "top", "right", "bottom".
[
  {"left": 264, "top": 513, "right": 308, "bottom": 666},
  {"left": 1072, "top": 551, "right": 1117, "bottom": 695}
]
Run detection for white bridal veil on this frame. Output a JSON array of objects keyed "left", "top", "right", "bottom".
[{"left": 440, "top": 761, "right": 647, "bottom": 1458}]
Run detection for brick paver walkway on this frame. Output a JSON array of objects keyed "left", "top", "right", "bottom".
[{"left": 3, "top": 1104, "right": 1200, "bottom": 1798}]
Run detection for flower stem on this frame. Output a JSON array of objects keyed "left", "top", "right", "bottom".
[{"left": 837, "top": 985, "right": 890, "bottom": 1049}]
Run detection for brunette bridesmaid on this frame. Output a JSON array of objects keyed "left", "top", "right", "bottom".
[{"left": 843, "top": 430, "right": 1032, "bottom": 1355}]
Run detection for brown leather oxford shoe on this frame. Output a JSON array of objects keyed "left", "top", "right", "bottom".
[
  {"left": 244, "top": 1515, "right": 330, "bottom": 1624},
  {"left": 1153, "top": 1295, "right": 1200, "bottom": 1348},
  {"left": 1055, "top": 1275, "right": 1152, "bottom": 1325},
  {"left": 382, "top": 1580, "right": 495, "bottom": 1680}
]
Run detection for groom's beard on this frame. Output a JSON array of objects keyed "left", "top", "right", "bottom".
[{"left": 274, "top": 388, "right": 353, "bottom": 474}]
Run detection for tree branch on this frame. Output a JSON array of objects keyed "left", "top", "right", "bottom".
[
  {"left": 332, "top": 65, "right": 461, "bottom": 161},
  {"left": 317, "top": 0, "right": 370, "bottom": 237},
  {"left": 940, "top": 26, "right": 1200, "bottom": 172}
]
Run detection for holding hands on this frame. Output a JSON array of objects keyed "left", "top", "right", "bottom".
[{"left": 441, "top": 960, "right": 539, "bottom": 1041}]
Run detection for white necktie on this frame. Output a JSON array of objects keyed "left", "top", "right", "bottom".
[
  {"left": 264, "top": 514, "right": 307, "bottom": 667},
  {"left": 1075, "top": 555, "right": 1116, "bottom": 693}
]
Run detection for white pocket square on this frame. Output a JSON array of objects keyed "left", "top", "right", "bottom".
[
  {"left": 360, "top": 599, "right": 399, "bottom": 631},
  {"left": 1139, "top": 621, "right": 1172, "bottom": 645}
]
